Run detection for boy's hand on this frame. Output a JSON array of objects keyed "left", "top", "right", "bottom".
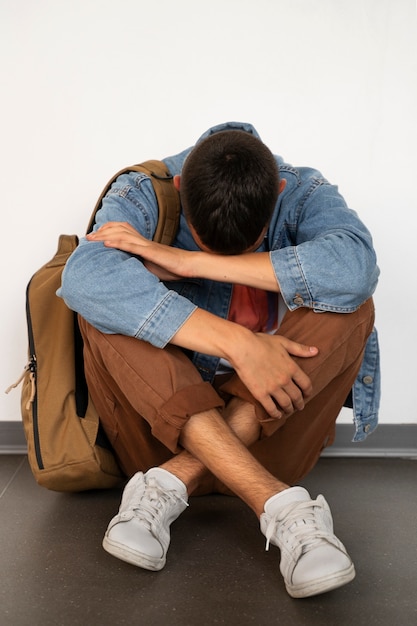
[
  {"left": 229, "top": 332, "right": 318, "bottom": 419},
  {"left": 86, "top": 222, "right": 193, "bottom": 279},
  {"left": 171, "top": 308, "right": 318, "bottom": 420}
]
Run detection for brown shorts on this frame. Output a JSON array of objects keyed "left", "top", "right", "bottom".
[{"left": 79, "top": 298, "right": 375, "bottom": 495}]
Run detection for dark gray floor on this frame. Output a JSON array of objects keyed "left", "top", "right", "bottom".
[{"left": 0, "top": 455, "right": 416, "bottom": 626}]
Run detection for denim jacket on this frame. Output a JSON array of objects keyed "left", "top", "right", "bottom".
[{"left": 58, "top": 122, "right": 380, "bottom": 442}]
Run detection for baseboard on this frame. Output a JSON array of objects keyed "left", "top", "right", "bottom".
[
  {"left": 322, "top": 423, "right": 417, "bottom": 459},
  {"left": 0, "top": 421, "right": 27, "bottom": 454},
  {"left": 1, "top": 421, "right": 417, "bottom": 458}
]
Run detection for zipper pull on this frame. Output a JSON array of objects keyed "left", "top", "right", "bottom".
[
  {"left": 5, "top": 356, "right": 36, "bottom": 395},
  {"left": 26, "top": 371, "right": 36, "bottom": 410}
]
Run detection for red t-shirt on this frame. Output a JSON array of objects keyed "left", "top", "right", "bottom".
[{"left": 228, "top": 284, "right": 278, "bottom": 333}]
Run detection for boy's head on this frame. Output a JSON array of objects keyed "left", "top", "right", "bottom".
[{"left": 178, "top": 130, "right": 280, "bottom": 255}]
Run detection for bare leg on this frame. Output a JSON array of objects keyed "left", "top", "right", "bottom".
[
  {"left": 177, "top": 405, "right": 288, "bottom": 518},
  {"left": 160, "top": 397, "right": 263, "bottom": 497}
]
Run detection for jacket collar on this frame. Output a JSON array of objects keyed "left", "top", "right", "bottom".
[{"left": 196, "top": 121, "right": 261, "bottom": 144}]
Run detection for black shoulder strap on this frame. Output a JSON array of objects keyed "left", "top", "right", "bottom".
[{"left": 86, "top": 160, "right": 181, "bottom": 245}]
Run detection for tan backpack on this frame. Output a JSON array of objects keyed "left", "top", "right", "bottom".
[{"left": 7, "top": 161, "right": 180, "bottom": 492}]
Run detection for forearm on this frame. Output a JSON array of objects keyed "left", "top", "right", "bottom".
[
  {"left": 189, "top": 250, "right": 281, "bottom": 292},
  {"left": 87, "top": 222, "right": 281, "bottom": 292},
  {"left": 140, "top": 241, "right": 281, "bottom": 292},
  {"left": 170, "top": 307, "right": 253, "bottom": 364}
]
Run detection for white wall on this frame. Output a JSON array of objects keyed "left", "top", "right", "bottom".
[{"left": 1, "top": 0, "right": 416, "bottom": 426}]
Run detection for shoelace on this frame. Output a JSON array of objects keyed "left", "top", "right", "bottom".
[
  {"left": 264, "top": 500, "right": 330, "bottom": 553},
  {"left": 129, "top": 477, "right": 188, "bottom": 533}
]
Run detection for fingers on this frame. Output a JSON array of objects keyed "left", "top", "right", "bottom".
[
  {"left": 86, "top": 222, "right": 148, "bottom": 255},
  {"left": 250, "top": 369, "right": 312, "bottom": 419},
  {"left": 272, "top": 381, "right": 307, "bottom": 415},
  {"left": 262, "top": 336, "right": 317, "bottom": 416},
  {"left": 247, "top": 335, "right": 316, "bottom": 418},
  {"left": 232, "top": 334, "right": 318, "bottom": 419},
  {"left": 279, "top": 336, "right": 319, "bottom": 358},
  {"left": 87, "top": 222, "right": 139, "bottom": 241}
]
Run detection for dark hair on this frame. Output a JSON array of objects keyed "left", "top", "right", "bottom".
[{"left": 180, "top": 130, "right": 280, "bottom": 254}]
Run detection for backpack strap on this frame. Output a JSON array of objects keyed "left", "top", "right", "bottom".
[{"left": 86, "top": 160, "right": 181, "bottom": 245}]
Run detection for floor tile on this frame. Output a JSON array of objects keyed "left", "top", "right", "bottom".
[{"left": 0, "top": 454, "right": 26, "bottom": 497}]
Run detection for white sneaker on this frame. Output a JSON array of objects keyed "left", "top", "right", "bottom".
[
  {"left": 260, "top": 487, "right": 355, "bottom": 598},
  {"left": 102, "top": 468, "right": 188, "bottom": 571}
]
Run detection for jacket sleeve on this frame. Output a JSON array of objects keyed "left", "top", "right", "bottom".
[
  {"left": 270, "top": 177, "right": 379, "bottom": 312},
  {"left": 58, "top": 172, "right": 196, "bottom": 347}
]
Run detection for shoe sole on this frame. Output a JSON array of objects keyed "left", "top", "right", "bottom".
[
  {"left": 102, "top": 535, "right": 165, "bottom": 571},
  {"left": 286, "top": 563, "right": 356, "bottom": 598}
]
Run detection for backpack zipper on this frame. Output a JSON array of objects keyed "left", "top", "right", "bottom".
[
  {"left": 5, "top": 355, "right": 41, "bottom": 469},
  {"left": 22, "top": 278, "right": 43, "bottom": 470}
]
